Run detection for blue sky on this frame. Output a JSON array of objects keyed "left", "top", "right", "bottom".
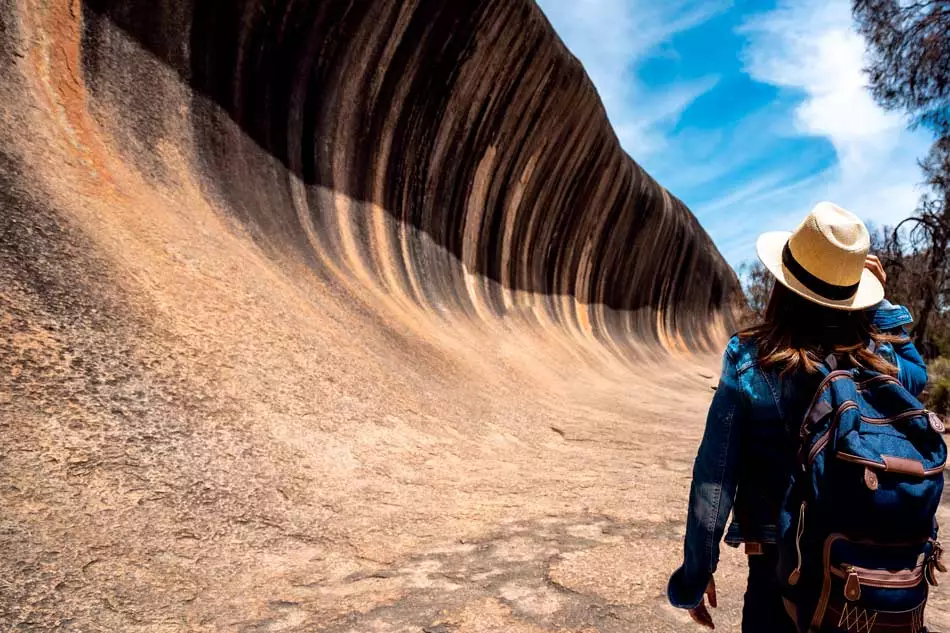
[{"left": 535, "top": 0, "right": 934, "bottom": 269}]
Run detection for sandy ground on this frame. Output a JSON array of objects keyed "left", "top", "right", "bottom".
[
  {"left": 2, "top": 141, "right": 734, "bottom": 630},
  {"left": 5, "top": 107, "right": 950, "bottom": 629}
]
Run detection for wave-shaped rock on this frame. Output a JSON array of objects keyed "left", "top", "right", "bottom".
[
  {"left": 0, "top": 0, "right": 741, "bottom": 630},
  {"left": 71, "top": 0, "right": 738, "bottom": 351}
]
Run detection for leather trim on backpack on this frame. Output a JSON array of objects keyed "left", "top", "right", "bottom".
[
  {"left": 800, "top": 373, "right": 902, "bottom": 442},
  {"left": 859, "top": 409, "right": 929, "bottom": 425},
  {"left": 810, "top": 534, "right": 933, "bottom": 630},
  {"left": 805, "top": 402, "right": 859, "bottom": 464},
  {"left": 831, "top": 563, "right": 925, "bottom": 589},
  {"left": 811, "top": 533, "right": 845, "bottom": 629},
  {"left": 837, "top": 452, "right": 946, "bottom": 477},
  {"left": 883, "top": 455, "right": 927, "bottom": 476},
  {"left": 857, "top": 374, "right": 902, "bottom": 389},
  {"left": 800, "top": 371, "right": 854, "bottom": 438}
]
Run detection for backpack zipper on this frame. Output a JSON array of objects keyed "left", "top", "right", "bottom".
[
  {"left": 837, "top": 564, "right": 924, "bottom": 587},
  {"left": 836, "top": 451, "right": 947, "bottom": 476},
  {"left": 806, "top": 405, "right": 939, "bottom": 467},
  {"left": 859, "top": 408, "right": 928, "bottom": 424},
  {"left": 832, "top": 563, "right": 924, "bottom": 592},
  {"left": 857, "top": 374, "right": 902, "bottom": 388},
  {"left": 788, "top": 501, "right": 807, "bottom": 585},
  {"left": 811, "top": 534, "right": 933, "bottom": 629}
]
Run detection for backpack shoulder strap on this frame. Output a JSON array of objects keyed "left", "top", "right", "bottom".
[
  {"left": 822, "top": 339, "right": 877, "bottom": 374},
  {"left": 797, "top": 365, "right": 857, "bottom": 464}
]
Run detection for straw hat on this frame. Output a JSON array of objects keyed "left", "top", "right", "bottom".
[{"left": 756, "top": 202, "right": 884, "bottom": 311}]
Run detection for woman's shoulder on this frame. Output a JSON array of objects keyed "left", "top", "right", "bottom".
[{"left": 725, "top": 333, "right": 760, "bottom": 374}]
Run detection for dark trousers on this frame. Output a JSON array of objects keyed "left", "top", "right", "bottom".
[{"left": 743, "top": 546, "right": 798, "bottom": 633}]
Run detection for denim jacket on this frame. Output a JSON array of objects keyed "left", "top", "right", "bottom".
[{"left": 667, "top": 301, "right": 928, "bottom": 609}]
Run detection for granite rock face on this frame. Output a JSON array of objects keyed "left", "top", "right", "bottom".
[
  {"left": 77, "top": 0, "right": 738, "bottom": 348},
  {"left": 0, "top": 1, "right": 754, "bottom": 631}
]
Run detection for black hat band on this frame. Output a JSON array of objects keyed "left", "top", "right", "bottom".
[{"left": 781, "top": 243, "right": 860, "bottom": 301}]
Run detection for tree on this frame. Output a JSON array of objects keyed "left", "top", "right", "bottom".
[
  {"left": 853, "top": 0, "right": 950, "bottom": 135},
  {"left": 893, "top": 196, "right": 949, "bottom": 352},
  {"left": 868, "top": 220, "right": 950, "bottom": 357},
  {"left": 853, "top": 0, "right": 950, "bottom": 354},
  {"left": 737, "top": 260, "right": 773, "bottom": 323}
]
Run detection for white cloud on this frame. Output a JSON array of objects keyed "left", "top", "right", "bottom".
[
  {"left": 537, "top": 0, "right": 933, "bottom": 269},
  {"left": 698, "top": 170, "right": 813, "bottom": 217},
  {"left": 615, "top": 75, "right": 721, "bottom": 155},
  {"left": 738, "top": 0, "right": 931, "bottom": 229},
  {"left": 537, "top": 0, "right": 728, "bottom": 158}
]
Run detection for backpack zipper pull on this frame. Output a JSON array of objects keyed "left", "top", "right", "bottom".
[
  {"left": 935, "top": 541, "right": 947, "bottom": 573},
  {"left": 843, "top": 565, "right": 861, "bottom": 601},
  {"left": 788, "top": 501, "right": 806, "bottom": 585},
  {"left": 927, "top": 560, "right": 939, "bottom": 587}
]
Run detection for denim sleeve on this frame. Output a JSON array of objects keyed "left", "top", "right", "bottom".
[
  {"left": 667, "top": 343, "right": 744, "bottom": 609},
  {"left": 891, "top": 335, "right": 928, "bottom": 397},
  {"left": 870, "top": 300, "right": 912, "bottom": 331},
  {"left": 869, "top": 301, "right": 928, "bottom": 397}
]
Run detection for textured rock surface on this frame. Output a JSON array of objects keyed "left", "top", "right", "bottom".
[
  {"left": 4, "top": 0, "right": 946, "bottom": 631},
  {"left": 78, "top": 0, "right": 736, "bottom": 348}
]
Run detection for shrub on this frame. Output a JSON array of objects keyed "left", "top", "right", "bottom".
[{"left": 926, "top": 357, "right": 950, "bottom": 417}]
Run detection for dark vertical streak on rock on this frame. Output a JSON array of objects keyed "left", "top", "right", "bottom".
[{"left": 76, "top": 0, "right": 739, "bottom": 352}]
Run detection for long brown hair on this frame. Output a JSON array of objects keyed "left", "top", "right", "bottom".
[{"left": 739, "top": 284, "right": 901, "bottom": 375}]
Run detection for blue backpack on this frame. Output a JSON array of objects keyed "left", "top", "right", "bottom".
[{"left": 777, "top": 356, "right": 947, "bottom": 632}]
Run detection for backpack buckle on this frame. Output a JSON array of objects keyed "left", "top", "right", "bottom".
[
  {"left": 843, "top": 567, "right": 862, "bottom": 601},
  {"left": 863, "top": 467, "right": 879, "bottom": 491},
  {"left": 929, "top": 412, "right": 946, "bottom": 434},
  {"left": 745, "top": 542, "right": 763, "bottom": 556}
]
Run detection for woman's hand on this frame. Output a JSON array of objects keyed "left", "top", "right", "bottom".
[
  {"left": 865, "top": 254, "right": 886, "bottom": 285},
  {"left": 688, "top": 576, "right": 717, "bottom": 629}
]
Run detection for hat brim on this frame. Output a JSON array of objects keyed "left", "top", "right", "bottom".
[{"left": 755, "top": 231, "right": 884, "bottom": 311}]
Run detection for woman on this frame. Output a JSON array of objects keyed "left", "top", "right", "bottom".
[{"left": 667, "top": 202, "right": 929, "bottom": 631}]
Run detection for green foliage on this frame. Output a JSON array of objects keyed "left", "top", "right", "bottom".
[
  {"left": 926, "top": 357, "right": 950, "bottom": 416},
  {"left": 935, "top": 329, "right": 950, "bottom": 359}
]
